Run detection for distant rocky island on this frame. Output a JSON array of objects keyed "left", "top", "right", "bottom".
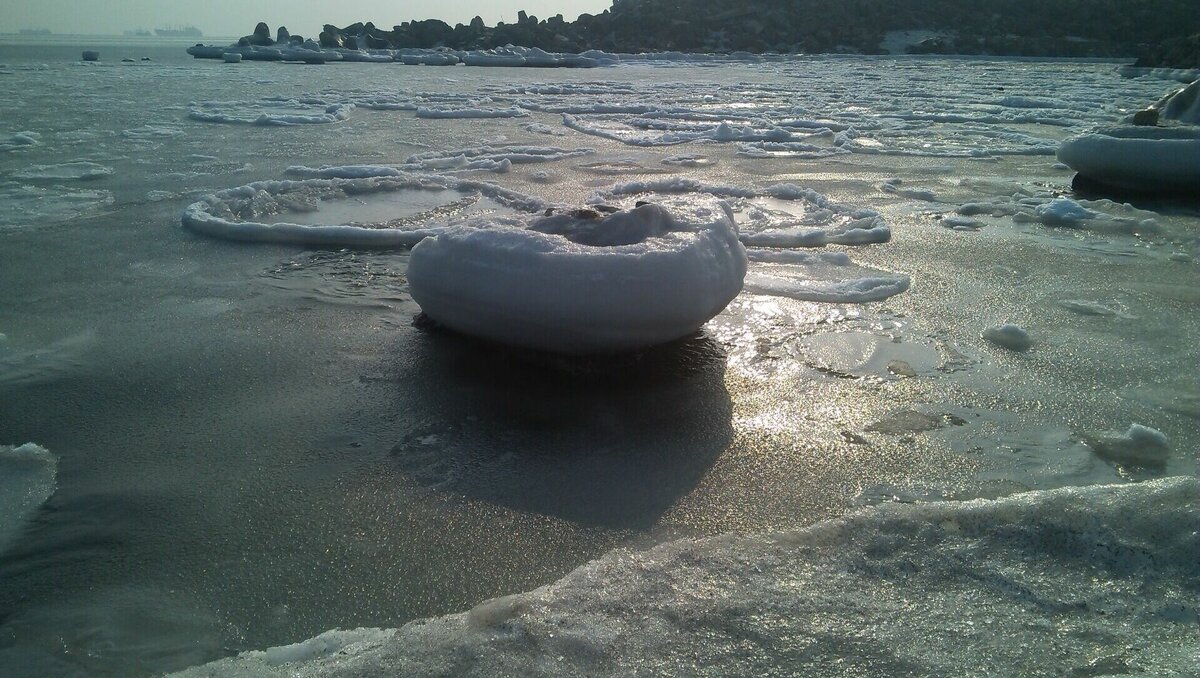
[{"left": 228, "top": 0, "right": 1198, "bottom": 63}]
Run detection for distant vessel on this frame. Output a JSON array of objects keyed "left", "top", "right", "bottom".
[
  {"left": 155, "top": 25, "right": 202, "bottom": 38},
  {"left": 124, "top": 29, "right": 153, "bottom": 37}
]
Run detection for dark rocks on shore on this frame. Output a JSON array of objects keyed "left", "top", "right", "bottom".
[
  {"left": 1133, "top": 33, "right": 1200, "bottom": 70},
  {"left": 228, "top": 2, "right": 1200, "bottom": 57}
]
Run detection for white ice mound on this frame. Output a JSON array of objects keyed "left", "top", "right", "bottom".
[
  {"left": 172, "top": 477, "right": 1200, "bottom": 677},
  {"left": 0, "top": 443, "right": 57, "bottom": 555},
  {"left": 408, "top": 200, "right": 748, "bottom": 354},
  {"left": 1057, "top": 125, "right": 1200, "bottom": 194},
  {"left": 1085, "top": 423, "right": 1170, "bottom": 466},
  {"left": 1153, "top": 79, "right": 1200, "bottom": 125},
  {"left": 182, "top": 172, "right": 546, "bottom": 247}
]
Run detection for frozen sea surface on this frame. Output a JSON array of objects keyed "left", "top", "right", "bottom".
[{"left": 0, "top": 40, "right": 1197, "bottom": 676}]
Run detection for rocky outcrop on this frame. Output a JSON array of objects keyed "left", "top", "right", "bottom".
[
  {"left": 1133, "top": 33, "right": 1200, "bottom": 69},
  {"left": 241, "top": 22, "right": 273, "bottom": 46}
]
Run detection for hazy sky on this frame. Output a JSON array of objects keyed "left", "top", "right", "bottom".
[{"left": 2, "top": 1, "right": 614, "bottom": 37}]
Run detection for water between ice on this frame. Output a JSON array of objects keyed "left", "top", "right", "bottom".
[{"left": 0, "top": 42, "right": 1197, "bottom": 676}]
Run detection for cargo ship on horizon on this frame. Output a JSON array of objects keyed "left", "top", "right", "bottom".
[{"left": 155, "top": 25, "right": 202, "bottom": 38}]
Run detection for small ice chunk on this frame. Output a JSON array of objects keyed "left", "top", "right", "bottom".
[
  {"left": 1023, "top": 197, "right": 1095, "bottom": 227},
  {"left": 1085, "top": 424, "right": 1169, "bottom": 465},
  {"left": 941, "top": 215, "right": 982, "bottom": 230},
  {"left": 982, "top": 323, "right": 1032, "bottom": 352}
]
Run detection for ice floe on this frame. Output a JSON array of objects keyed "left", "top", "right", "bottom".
[
  {"left": 173, "top": 478, "right": 1200, "bottom": 677},
  {"left": 0, "top": 131, "right": 40, "bottom": 151},
  {"left": 1058, "top": 125, "right": 1200, "bottom": 195},
  {"left": 415, "top": 106, "right": 528, "bottom": 119},
  {"left": 182, "top": 173, "right": 546, "bottom": 247},
  {"left": 188, "top": 99, "right": 355, "bottom": 126},
  {"left": 1084, "top": 423, "right": 1170, "bottom": 466},
  {"left": 0, "top": 182, "right": 114, "bottom": 229},
  {"left": 408, "top": 200, "right": 747, "bottom": 354},
  {"left": 956, "top": 194, "right": 1161, "bottom": 235},
  {"left": 591, "top": 177, "right": 893, "bottom": 248},
  {"left": 12, "top": 161, "right": 113, "bottom": 181}
]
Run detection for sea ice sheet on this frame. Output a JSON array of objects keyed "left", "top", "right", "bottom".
[{"left": 173, "top": 478, "right": 1200, "bottom": 677}]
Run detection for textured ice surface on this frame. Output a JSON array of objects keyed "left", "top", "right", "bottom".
[
  {"left": 13, "top": 161, "right": 113, "bottom": 181},
  {"left": 0, "top": 182, "right": 114, "bottom": 229},
  {"left": 416, "top": 106, "right": 528, "bottom": 119},
  {"left": 955, "top": 192, "right": 1161, "bottom": 236},
  {"left": 0, "top": 443, "right": 57, "bottom": 555},
  {"left": 189, "top": 99, "right": 355, "bottom": 126},
  {"left": 174, "top": 478, "right": 1200, "bottom": 677},
  {"left": 589, "top": 178, "right": 903, "bottom": 304},
  {"left": 591, "top": 178, "right": 892, "bottom": 248},
  {"left": 0, "top": 131, "right": 40, "bottom": 151},
  {"left": 408, "top": 200, "right": 748, "bottom": 354},
  {"left": 183, "top": 173, "right": 545, "bottom": 247}
]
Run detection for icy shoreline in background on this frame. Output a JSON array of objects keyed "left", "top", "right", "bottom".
[{"left": 173, "top": 477, "right": 1200, "bottom": 677}]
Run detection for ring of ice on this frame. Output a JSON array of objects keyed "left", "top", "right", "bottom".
[
  {"left": 408, "top": 200, "right": 748, "bottom": 354},
  {"left": 184, "top": 171, "right": 906, "bottom": 352},
  {"left": 181, "top": 173, "right": 546, "bottom": 247},
  {"left": 1057, "top": 125, "right": 1200, "bottom": 194}
]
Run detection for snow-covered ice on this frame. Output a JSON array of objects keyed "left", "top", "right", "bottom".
[
  {"left": 183, "top": 173, "right": 546, "bottom": 247},
  {"left": 1084, "top": 423, "right": 1171, "bottom": 466},
  {"left": 172, "top": 478, "right": 1200, "bottom": 677},
  {"left": 408, "top": 200, "right": 748, "bottom": 353},
  {"left": 1057, "top": 125, "right": 1200, "bottom": 194}
]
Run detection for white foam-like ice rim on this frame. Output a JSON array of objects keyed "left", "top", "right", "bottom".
[
  {"left": 589, "top": 176, "right": 892, "bottom": 247},
  {"left": 171, "top": 477, "right": 1199, "bottom": 677},
  {"left": 182, "top": 173, "right": 547, "bottom": 247}
]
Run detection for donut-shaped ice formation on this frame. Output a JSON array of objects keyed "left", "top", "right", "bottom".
[
  {"left": 181, "top": 173, "right": 545, "bottom": 246},
  {"left": 1057, "top": 126, "right": 1200, "bottom": 195},
  {"left": 407, "top": 200, "right": 748, "bottom": 354}
]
